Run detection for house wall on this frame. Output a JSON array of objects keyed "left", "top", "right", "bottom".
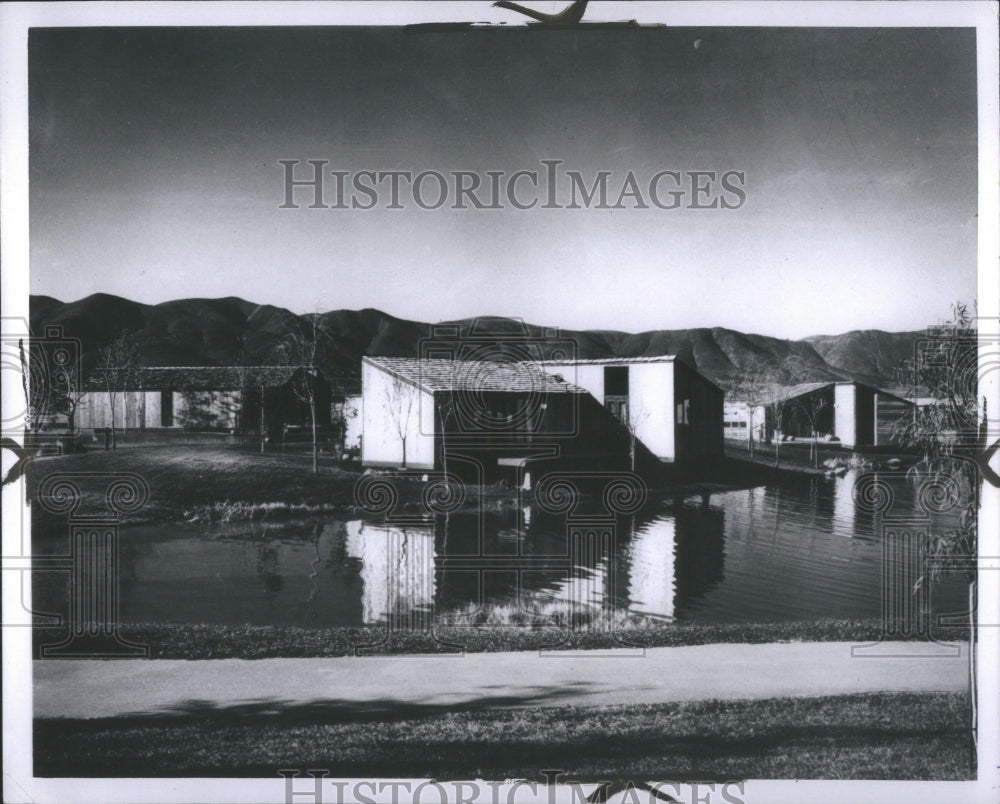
[
  {"left": 76, "top": 390, "right": 239, "bottom": 430},
  {"left": 673, "top": 360, "right": 724, "bottom": 462},
  {"left": 834, "top": 383, "right": 857, "bottom": 447},
  {"left": 628, "top": 362, "right": 675, "bottom": 461},
  {"left": 173, "top": 391, "right": 241, "bottom": 430},
  {"left": 76, "top": 391, "right": 151, "bottom": 430},
  {"left": 538, "top": 361, "right": 720, "bottom": 462},
  {"left": 540, "top": 362, "right": 676, "bottom": 460},
  {"left": 362, "top": 361, "right": 436, "bottom": 469},
  {"left": 540, "top": 361, "right": 724, "bottom": 463},
  {"left": 854, "top": 385, "right": 876, "bottom": 447},
  {"left": 144, "top": 391, "right": 162, "bottom": 428}
]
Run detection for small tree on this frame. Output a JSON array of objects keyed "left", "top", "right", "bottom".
[
  {"left": 94, "top": 331, "right": 139, "bottom": 450},
  {"left": 624, "top": 398, "right": 650, "bottom": 472},
  {"left": 274, "top": 314, "right": 333, "bottom": 475},
  {"left": 385, "top": 372, "right": 418, "bottom": 470},
  {"left": 787, "top": 392, "right": 828, "bottom": 468},
  {"left": 58, "top": 363, "right": 88, "bottom": 433},
  {"left": 766, "top": 395, "right": 787, "bottom": 467},
  {"left": 724, "top": 355, "right": 775, "bottom": 459},
  {"left": 780, "top": 354, "right": 831, "bottom": 468}
]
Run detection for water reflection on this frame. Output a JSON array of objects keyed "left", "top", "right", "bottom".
[
  {"left": 626, "top": 516, "right": 677, "bottom": 619},
  {"left": 31, "top": 473, "right": 970, "bottom": 629},
  {"left": 619, "top": 504, "right": 723, "bottom": 620},
  {"left": 344, "top": 521, "right": 436, "bottom": 627}
]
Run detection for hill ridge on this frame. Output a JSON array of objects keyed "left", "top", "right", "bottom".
[{"left": 29, "top": 293, "right": 916, "bottom": 389}]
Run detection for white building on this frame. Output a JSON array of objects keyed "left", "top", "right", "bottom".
[
  {"left": 723, "top": 402, "right": 766, "bottom": 442},
  {"left": 361, "top": 356, "right": 585, "bottom": 470},
  {"left": 535, "top": 356, "right": 724, "bottom": 464}
]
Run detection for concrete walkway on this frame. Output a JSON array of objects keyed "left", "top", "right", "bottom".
[{"left": 34, "top": 641, "right": 969, "bottom": 720}]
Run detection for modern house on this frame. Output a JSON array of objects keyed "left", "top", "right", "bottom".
[
  {"left": 74, "top": 366, "right": 333, "bottom": 436},
  {"left": 535, "top": 356, "right": 725, "bottom": 465},
  {"left": 361, "top": 354, "right": 724, "bottom": 480},
  {"left": 361, "top": 356, "right": 591, "bottom": 472},
  {"left": 761, "top": 381, "right": 913, "bottom": 448}
]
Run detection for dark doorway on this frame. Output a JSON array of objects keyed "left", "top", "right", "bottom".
[
  {"left": 604, "top": 366, "right": 629, "bottom": 426},
  {"left": 160, "top": 391, "right": 173, "bottom": 427}
]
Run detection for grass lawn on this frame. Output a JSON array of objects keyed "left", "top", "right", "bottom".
[
  {"left": 31, "top": 618, "right": 948, "bottom": 659},
  {"left": 34, "top": 691, "right": 973, "bottom": 779},
  {"left": 27, "top": 444, "right": 440, "bottom": 534}
]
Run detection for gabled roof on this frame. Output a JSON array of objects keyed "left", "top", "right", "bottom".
[
  {"left": 363, "top": 357, "right": 585, "bottom": 395},
  {"left": 764, "top": 382, "right": 834, "bottom": 404},
  {"left": 86, "top": 366, "right": 324, "bottom": 391}
]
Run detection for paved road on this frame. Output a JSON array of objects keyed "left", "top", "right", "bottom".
[{"left": 34, "top": 641, "right": 968, "bottom": 720}]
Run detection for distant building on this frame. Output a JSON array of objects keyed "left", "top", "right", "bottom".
[
  {"left": 762, "top": 381, "right": 913, "bottom": 448},
  {"left": 723, "top": 402, "right": 766, "bottom": 442},
  {"left": 75, "top": 366, "right": 332, "bottom": 436}
]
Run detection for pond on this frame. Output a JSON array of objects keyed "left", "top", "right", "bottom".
[{"left": 32, "top": 471, "right": 970, "bottom": 630}]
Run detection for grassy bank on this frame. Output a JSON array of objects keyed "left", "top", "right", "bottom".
[
  {"left": 28, "top": 444, "right": 517, "bottom": 532},
  {"left": 724, "top": 439, "right": 916, "bottom": 475},
  {"left": 34, "top": 691, "right": 973, "bottom": 779},
  {"left": 31, "top": 618, "right": 959, "bottom": 659},
  {"left": 27, "top": 443, "right": 758, "bottom": 533}
]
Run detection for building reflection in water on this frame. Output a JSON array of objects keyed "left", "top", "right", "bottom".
[
  {"left": 624, "top": 502, "right": 726, "bottom": 620},
  {"left": 343, "top": 498, "right": 727, "bottom": 626},
  {"left": 832, "top": 469, "right": 874, "bottom": 540},
  {"left": 344, "top": 520, "right": 436, "bottom": 627},
  {"left": 532, "top": 527, "right": 614, "bottom": 618},
  {"left": 626, "top": 516, "right": 677, "bottom": 619}
]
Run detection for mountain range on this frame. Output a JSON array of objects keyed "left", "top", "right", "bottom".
[{"left": 29, "top": 293, "right": 921, "bottom": 391}]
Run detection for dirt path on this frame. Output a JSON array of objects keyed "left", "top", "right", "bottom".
[{"left": 34, "top": 641, "right": 968, "bottom": 720}]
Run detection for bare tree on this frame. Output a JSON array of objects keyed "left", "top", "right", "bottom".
[
  {"left": 779, "top": 354, "right": 831, "bottom": 468},
  {"left": 723, "top": 355, "right": 774, "bottom": 459},
  {"left": 384, "top": 373, "right": 418, "bottom": 470},
  {"left": 274, "top": 314, "right": 332, "bottom": 475},
  {"left": 765, "top": 393, "right": 787, "bottom": 467},
  {"left": 782, "top": 389, "right": 828, "bottom": 468},
  {"left": 623, "top": 398, "right": 650, "bottom": 472},
  {"left": 58, "top": 362, "right": 88, "bottom": 433},
  {"left": 94, "top": 331, "right": 139, "bottom": 450}
]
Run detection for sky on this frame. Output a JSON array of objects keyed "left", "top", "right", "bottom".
[{"left": 28, "top": 13, "right": 978, "bottom": 339}]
